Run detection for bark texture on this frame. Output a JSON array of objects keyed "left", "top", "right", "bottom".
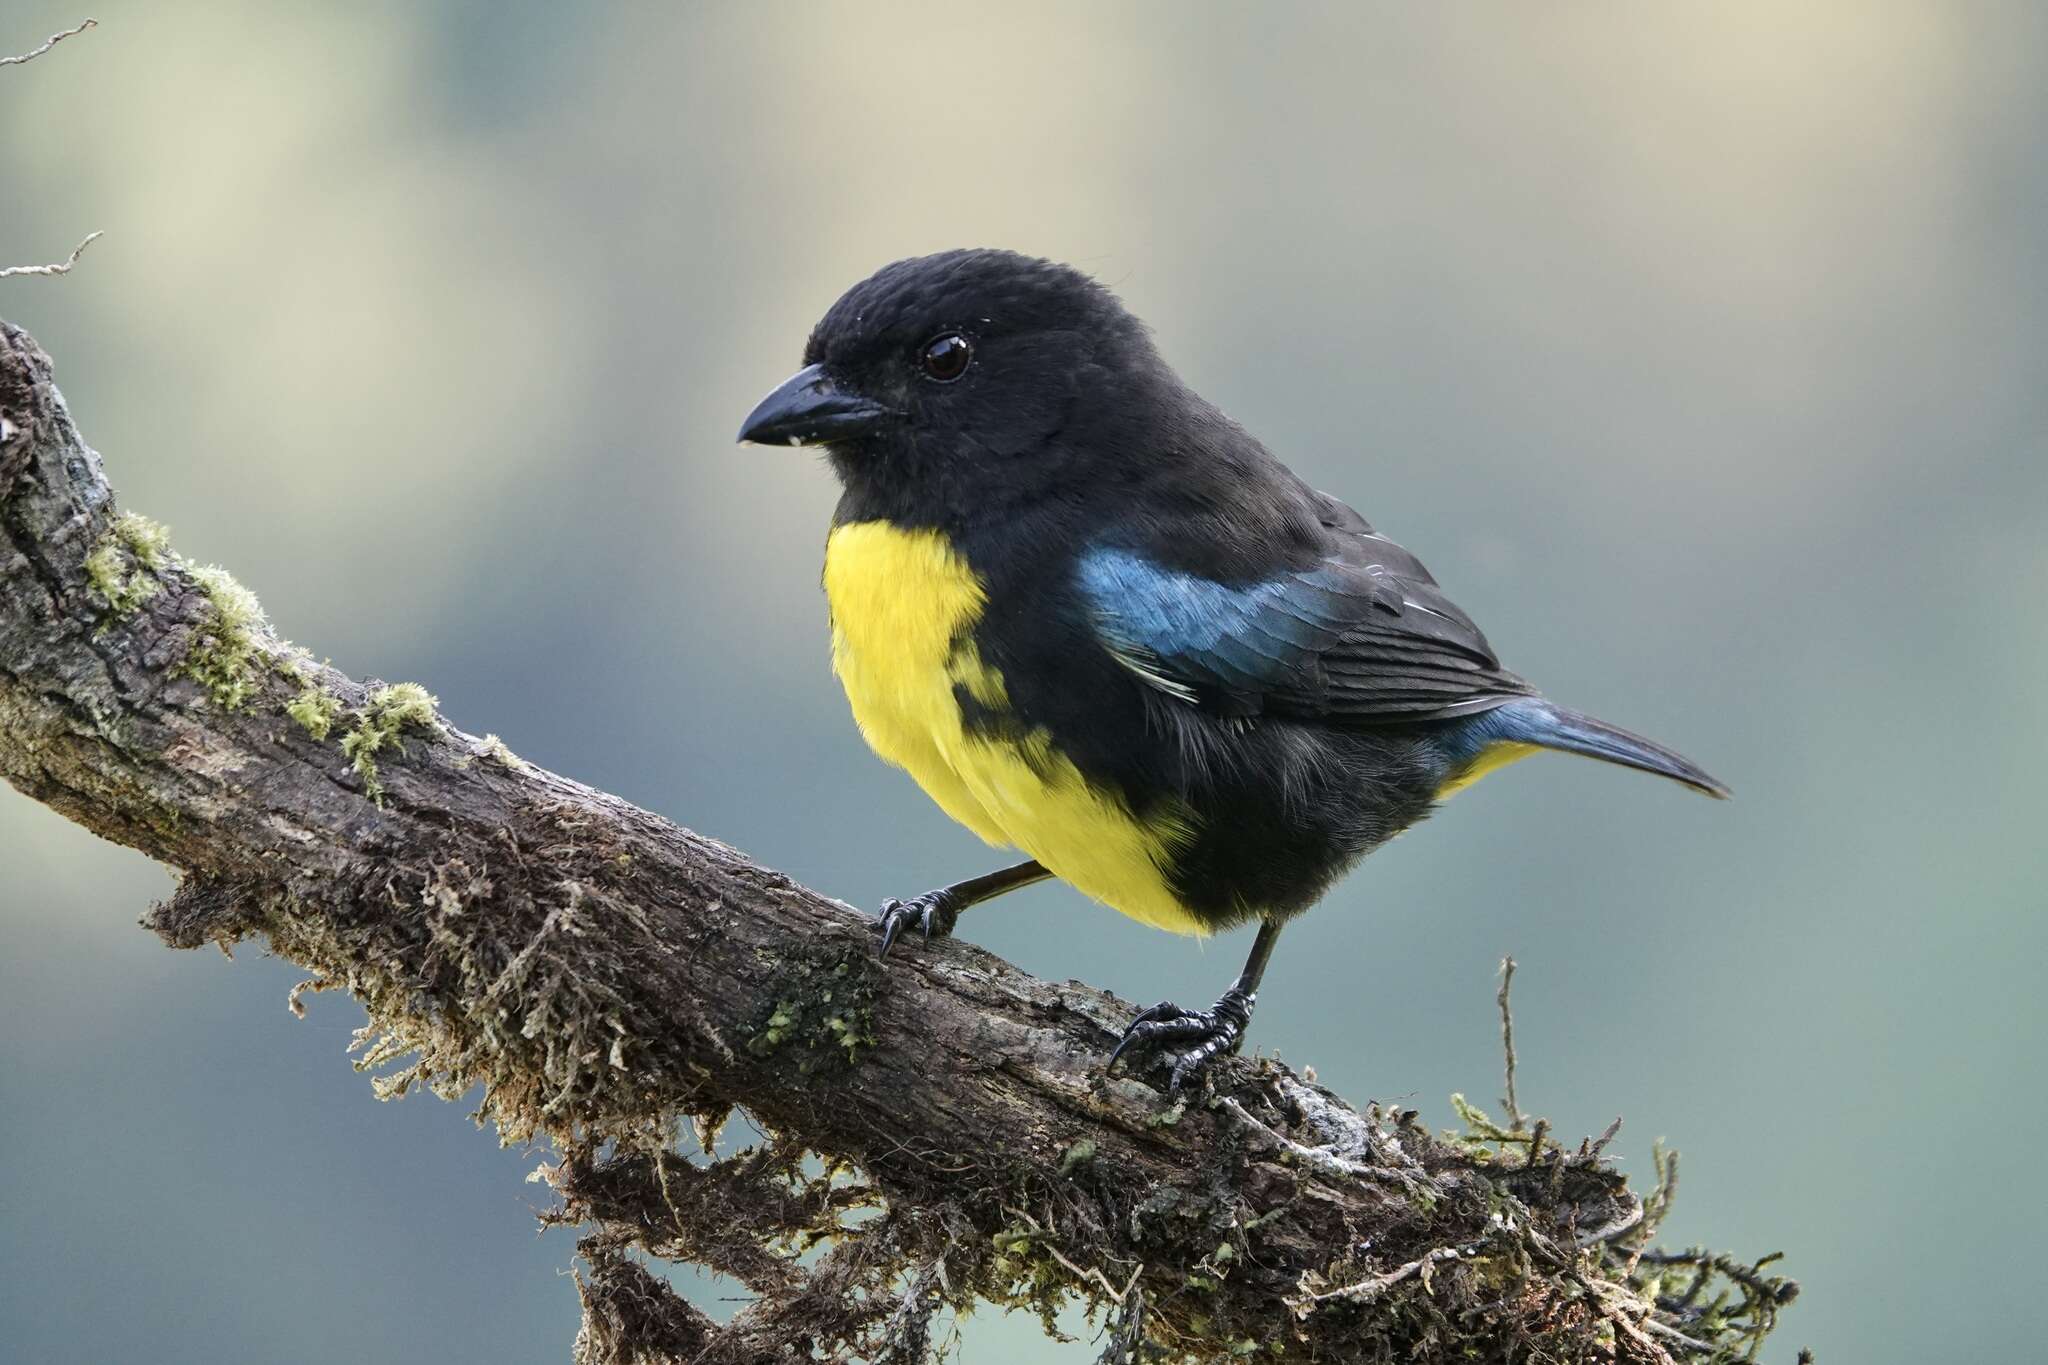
[{"left": 0, "top": 320, "right": 1797, "bottom": 1363}]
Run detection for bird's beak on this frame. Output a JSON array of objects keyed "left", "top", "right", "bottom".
[{"left": 736, "top": 364, "right": 895, "bottom": 446}]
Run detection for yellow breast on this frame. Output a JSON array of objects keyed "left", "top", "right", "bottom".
[{"left": 822, "top": 521, "right": 1201, "bottom": 935}]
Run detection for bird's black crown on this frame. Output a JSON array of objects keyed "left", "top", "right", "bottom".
[{"left": 802, "top": 248, "right": 1146, "bottom": 373}]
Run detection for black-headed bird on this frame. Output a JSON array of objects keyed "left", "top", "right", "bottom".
[{"left": 739, "top": 249, "right": 1726, "bottom": 1091}]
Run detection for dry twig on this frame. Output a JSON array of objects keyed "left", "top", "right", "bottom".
[
  {"left": 1498, "top": 954, "right": 1526, "bottom": 1131},
  {"left": 0, "top": 16, "right": 96, "bottom": 67},
  {"left": 3, "top": 20, "right": 102, "bottom": 281},
  {"left": 0, "top": 231, "right": 103, "bottom": 280}
]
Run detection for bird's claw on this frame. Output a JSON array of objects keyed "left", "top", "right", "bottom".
[
  {"left": 1108, "top": 986, "right": 1256, "bottom": 1093},
  {"left": 875, "top": 890, "right": 958, "bottom": 957}
]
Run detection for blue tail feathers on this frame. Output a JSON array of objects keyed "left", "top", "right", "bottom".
[{"left": 1455, "top": 697, "right": 1730, "bottom": 798}]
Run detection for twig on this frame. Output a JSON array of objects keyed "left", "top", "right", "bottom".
[
  {"left": 1046, "top": 1245, "right": 1140, "bottom": 1306},
  {"left": 0, "top": 231, "right": 103, "bottom": 279},
  {"left": 1497, "top": 956, "right": 1524, "bottom": 1132},
  {"left": 1635, "top": 1247, "right": 1798, "bottom": 1309},
  {"left": 1638, "top": 1315, "right": 1716, "bottom": 1355},
  {"left": 1304, "top": 1243, "right": 1471, "bottom": 1307},
  {"left": 1588, "top": 1114, "right": 1623, "bottom": 1159},
  {"left": 1566, "top": 1269, "right": 1690, "bottom": 1364},
  {"left": 1639, "top": 1142, "right": 1681, "bottom": 1251},
  {"left": 1, "top": 23, "right": 102, "bottom": 284},
  {"left": 1219, "top": 1096, "right": 1438, "bottom": 1197},
  {"left": 0, "top": 17, "right": 95, "bottom": 66},
  {"left": 1001, "top": 1204, "right": 1140, "bottom": 1305}
]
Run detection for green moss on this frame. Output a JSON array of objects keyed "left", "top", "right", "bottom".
[
  {"left": 84, "top": 512, "right": 172, "bottom": 618},
  {"left": 478, "top": 733, "right": 524, "bottom": 770},
  {"left": 86, "top": 516, "right": 299, "bottom": 716},
  {"left": 338, "top": 683, "right": 441, "bottom": 804},
  {"left": 456, "top": 733, "right": 525, "bottom": 772},
  {"left": 985, "top": 1218, "right": 1072, "bottom": 1337},
  {"left": 744, "top": 946, "right": 880, "bottom": 1074},
  {"left": 1057, "top": 1138, "right": 1098, "bottom": 1178},
  {"left": 1146, "top": 1099, "right": 1187, "bottom": 1129},
  {"left": 286, "top": 684, "right": 344, "bottom": 740},
  {"left": 749, "top": 1001, "right": 800, "bottom": 1055},
  {"left": 1447, "top": 1090, "right": 1534, "bottom": 1162},
  {"left": 171, "top": 563, "right": 269, "bottom": 709}
]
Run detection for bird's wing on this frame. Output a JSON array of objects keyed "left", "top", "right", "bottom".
[{"left": 1076, "top": 493, "right": 1535, "bottom": 724}]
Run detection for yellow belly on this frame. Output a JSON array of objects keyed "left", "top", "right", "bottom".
[{"left": 823, "top": 521, "right": 1201, "bottom": 934}]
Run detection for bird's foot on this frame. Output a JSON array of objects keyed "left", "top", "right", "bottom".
[
  {"left": 875, "top": 889, "right": 959, "bottom": 957},
  {"left": 1108, "top": 985, "right": 1256, "bottom": 1093}
]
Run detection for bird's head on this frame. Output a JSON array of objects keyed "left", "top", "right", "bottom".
[{"left": 738, "top": 249, "right": 1172, "bottom": 523}]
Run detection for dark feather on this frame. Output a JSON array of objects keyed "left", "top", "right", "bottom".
[{"left": 1077, "top": 490, "right": 1535, "bottom": 725}]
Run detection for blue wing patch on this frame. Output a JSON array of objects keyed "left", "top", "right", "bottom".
[
  {"left": 1078, "top": 548, "right": 1352, "bottom": 692},
  {"left": 1075, "top": 541, "right": 1532, "bottom": 724}
]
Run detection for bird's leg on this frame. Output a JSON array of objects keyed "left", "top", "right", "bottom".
[
  {"left": 1110, "top": 919, "right": 1282, "bottom": 1092},
  {"left": 876, "top": 859, "right": 1050, "bottom": 956}
]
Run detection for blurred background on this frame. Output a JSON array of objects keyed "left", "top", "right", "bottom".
[{"left": 2, "top": 4, "right": 2042, "bottom": 1361}]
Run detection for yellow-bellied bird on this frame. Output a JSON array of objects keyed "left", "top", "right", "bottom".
[{"left": 739, "top": 250, "right": 1726, "bottom": 1091}]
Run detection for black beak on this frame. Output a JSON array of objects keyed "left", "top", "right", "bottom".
[{"left": 737, "top": 364, "right": 896, "bottom": 446}]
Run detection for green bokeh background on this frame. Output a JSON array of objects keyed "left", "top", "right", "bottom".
[{"left": 3, "top": 5, "right": 2042, "bottom": 1361}]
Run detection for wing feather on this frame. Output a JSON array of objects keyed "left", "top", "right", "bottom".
[{"left": 1076, "top": 494, "right": 1533, "bottom": 725}]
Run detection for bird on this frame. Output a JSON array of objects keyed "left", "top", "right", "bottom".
[{"left": 737, "top": 248, "right": 1726, "bottom": 1092}]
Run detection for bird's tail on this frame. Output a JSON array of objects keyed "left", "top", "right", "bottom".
[{"left": 1490, "top": 698, "right": 1730, "bottom": 799}]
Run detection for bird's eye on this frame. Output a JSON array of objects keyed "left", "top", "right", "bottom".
[{"left": 919, "top": 332, "right": 972, "bottom": 383}]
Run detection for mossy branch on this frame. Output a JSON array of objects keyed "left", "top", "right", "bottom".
[{"left": 0, "top": 320, "right": 1800, "bottom": 1364}]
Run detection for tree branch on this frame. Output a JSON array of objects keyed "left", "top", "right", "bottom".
[{"left": 0, "top": 320, "right": 1798, "bottom": 1363}]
